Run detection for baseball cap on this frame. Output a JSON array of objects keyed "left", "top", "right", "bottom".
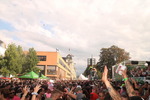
[{"left": 75, "top": 87, "right": 82, "bottom": 92}]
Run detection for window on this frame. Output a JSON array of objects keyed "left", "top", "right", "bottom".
[
  {"left": 37, "top": 56, "right": 46, "bottom": 61},
  {"left": 47, "top": 66, "right": 56, "bottom": 75},
  {"left": 36, "top": 65, "right": 45, "bottom": 70},
  {"left": 59, "top": 59, "right": 71, "bottom": 72},
  {"left": 36, "top": 65, "right": 45, "bottom": 75}
]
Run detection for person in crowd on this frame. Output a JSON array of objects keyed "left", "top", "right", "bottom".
[
  {"left": 44, "top": 89, "right": 51, "bottom": 99},
  {"left": 90, "top": 68, "right": 97, "bottom": 81},
  {"left": 121, "top": 67, "right": 146, "bottom": 100},
  {"left": 96, "top": 91, "right": 105, "bottom": 100},
  {"left": 20, "top": 86, "right": 30, "bottom": 100},
  {"left": 64, "top": 87, "right": 87, "bottom": 100},
  {"left": 6, "top": 88, "right": 20, "bottom": 100},
  {"left": 102, "top": 66, "right": 146, "bottom": 100},
  {"left": 0, "top": 64, "right": 149, "bottom": 100},
  {"left": 90, "top": 86, "right": 99, "bottom": 100}
]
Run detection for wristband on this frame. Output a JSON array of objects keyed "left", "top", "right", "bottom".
[
  {"left": 121, "top": 84, "right": 125, "bottom": 87},
  {"left": 22, "top": 95, "right": 26, "bottom": 97},
  {"left": 123, "top": 78, "right": 128, "bottom": 81},
  {"left": 31, "top": 92, "right": 38, "bottom": 95}
]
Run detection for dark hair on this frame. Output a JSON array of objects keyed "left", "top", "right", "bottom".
[
  {"left": 129, "top": 96, "right": 143, "bottom": 100},
  {"left": 1, "top": 89, "right": 10, "bottom": 98}
]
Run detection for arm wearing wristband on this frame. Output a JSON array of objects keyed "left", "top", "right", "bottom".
[
  {"left": 31, "top": 85, "right": 41, "bottom": 100},
  {"left": 121, "top": 70, "right": 136, "bottom": 97}
]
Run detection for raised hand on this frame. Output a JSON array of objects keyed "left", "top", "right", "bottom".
[
  {"left": 23, "top": 86, "right": 29, "bottom": 95},
  {"left": 102, "top": 66, "right": 108, "bottom": 82},
  {"left": 101, "top": 66, "right": 122, "bottom": 100},
  {"left": 0, "top": 92, "right": 5, "bottom": 100},
  {"left": 34, "top": 84, "right": 41, "bottom": 93}
]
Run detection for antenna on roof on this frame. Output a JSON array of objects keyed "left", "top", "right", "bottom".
[
  {"left": 56, "top": 48, "right": 59, "bottom": 52},
  {"left": 91, "top": 54, "right": 93, "bottom": 58}
]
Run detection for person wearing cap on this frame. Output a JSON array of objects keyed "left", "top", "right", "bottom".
[
  {"left": 75, "top": 87, "right": 86, "bottom": 100},
  {"left": 64, "top": 87, "right": 86, "bottom": 100}
]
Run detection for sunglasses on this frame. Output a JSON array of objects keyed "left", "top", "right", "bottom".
[{"left": 9, "top": 92, "right": 15, "bottom": 94}]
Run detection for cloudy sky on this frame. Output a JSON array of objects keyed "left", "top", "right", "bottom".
[{"left": 0, "top": 0, "right": 150, "bottom": 75}]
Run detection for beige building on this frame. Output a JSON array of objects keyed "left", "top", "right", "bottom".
[
  {"left": 36, "top": 51, "right": 76, "bottom": 80},
  {"left": 0, "top": 40, "right": 6, "bottom": 56}
]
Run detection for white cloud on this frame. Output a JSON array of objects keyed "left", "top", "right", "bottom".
[{"left": 0, "top": 0, "right": 150, "bottom": 75}]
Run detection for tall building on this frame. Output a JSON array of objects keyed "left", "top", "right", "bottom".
[
  {"left": 87, "top": 58, "right": 96, "bottom": 66},
  {"left": 36, "top": 51, "right": 76, "bottom": 80},
  {"left": 0, "top": 40, "right": 6, "bottom": 56}
]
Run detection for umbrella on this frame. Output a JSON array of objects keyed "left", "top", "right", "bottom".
[
  {"left": 19, "top": 71, "right": 39, "bottom": 79},
  {"left": 40, "top": 74, "right": 49, "bottom": 79},
  {"left": 0, "top": 77, "right": 10, "bottom": 80}
]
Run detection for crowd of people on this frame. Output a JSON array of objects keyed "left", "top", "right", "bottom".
[
  {"left": 130, "top": 67, "right": 150, "bottom": 77},
  {"left": 0, "top": 66, "right": 149, "bottom": 100}
]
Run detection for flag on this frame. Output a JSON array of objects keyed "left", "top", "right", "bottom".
[{"left": 115, "top": 64, "right": 126, "bottom": 75}]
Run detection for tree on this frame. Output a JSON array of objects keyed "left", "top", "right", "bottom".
[
  {"left": 23, "top": 48, "right": 39, "bottom": 73},
  {"left": 0, "top": 55, "right": 9, "bottom": 76},
  {"left": 0, "top": 43, "right": 40, "bottom": 76},
  {"left": 98, "top": 45, "right": 130, "bottom": 77},
  {"left": 4, "top": 43, "right": 24, "bottom": 76}
]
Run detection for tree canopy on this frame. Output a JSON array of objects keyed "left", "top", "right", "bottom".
[
  {"left": 84, "top": 45, "right": 130, "bottom": 78},
  {"left": 23, "top": 48, "right": 39, "bottom": 73},
  {"left": 0, "top": 43, "right": 39, "bottom": 77},
  {"left": 97, "top": 45, "right": 130, "bottom": 77}
]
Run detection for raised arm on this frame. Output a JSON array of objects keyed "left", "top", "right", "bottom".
[
  {"left": 131, "top": 78, "right": 139, "bottom": 89},
  {"left": 21, "top": 86, "right": 29, "bottom": 100},
  {"left": 121, "top": 69, "right": 136, "bottom": 97},
  {"left": 102, "top": 66, "right": 122, "bottom": 100},
  {"left": 31, "top": 85, "right": 41, "bottom": 100},
  {"left": 64, "top": 87, "right": 77, "bottom": 99}
]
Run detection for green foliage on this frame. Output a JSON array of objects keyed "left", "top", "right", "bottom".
[
  {"left": 0, "top": 55, "right": 6, "bottom": 69},
  {"left": 83, "top": 65, "right": 96, "bottom": 77},
  {"left": 0, "top": 43, "right": 39, "bottom": 77},
  {"left": 96, "top": 69, "right": 102, "bottom": 79},
  {"left": 98, "top": 45, "right": 130, "bottom": 78},
  {"left": 4, "top": 43, "right": 24, "bottom": 76},
  {"left": 32, "top": 67, "right": 41, "bottom": 74},
  {"left": 83, "top": 66, "right": 89, "bottom": 76},
  {"left": 22, "top": 48, "right": 39, "bottom": 73},
  {"left": 0, "top": 67, "right": 10, "bottom": 77}
]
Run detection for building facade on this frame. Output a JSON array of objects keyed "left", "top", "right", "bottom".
[
  {"left": 0, "top": 40, "right": 6, "bottom": 56},
  {"left": 36, "top": 52, "right": 76, "bottom": 80},
  {"left": 87, "top": 58, "right": 96, "bottom": 66}
]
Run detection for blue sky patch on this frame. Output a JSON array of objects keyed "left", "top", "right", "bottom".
[
  {"left": 12, "top": 36, "right": 22, "bottom": 42},
  {"left": 0, "top": 19, "right": 15, "bottom": 31},
  {"left": 40, "top": 21, "right": 55, "bottom": 34}
]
